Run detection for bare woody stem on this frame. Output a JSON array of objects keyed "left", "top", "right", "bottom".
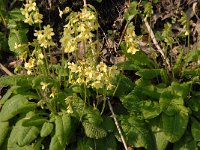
[
  {"left": 143, "top": 17, "right": 171, "bottom": 70},
  {"left": 108, "top": 100, "right": 128, "bottom": 150}
]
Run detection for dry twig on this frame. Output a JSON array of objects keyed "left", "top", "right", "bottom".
[
  {"left": 0, "top": 63, "right": 13, "bottom": 76},
  {"left": 143, "top": 17, "right": 171, "bottom": 70},
  {"left": 108, "top": 100, "right": 128, "bottom": 150}
]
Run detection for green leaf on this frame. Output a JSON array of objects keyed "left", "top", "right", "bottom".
[
  {"left": 136, "top": 69, "right": 162, "bottom": 79},
  {"left": 121, "top": 91, "right": 161, "bottom": 119},
  {"left": 82, "top": 108, "right": 103, "bottom": 126},
  {"left": 0, "top": 95, "right": 36, "bottom": 122},
  {"left": 182, "top": 68, "right": 200, "bottom": 78},
  {"left": 140, "top": 100, "right": 161, "bottom": 119},
  {"left": 49, "top": 135, "right": 65, "bottom": 150},
  {"left": 191, "top": 120, "right": 200, "bottom": 142},
  {"left": 0, "top": 32, "right": 8, "bottom": 52},
  {"left": 174, "top": 132, "right": 197, "bottom": 150},
  {"left": 124, "top": 2, "right": 138, "bottom": 21},
  {"left": 55, "top": 115, "right": 65, "bottom": 145},
  {"left": 119, "top": 115, "right": 156, "bottom": 150},
  {"left": 80, "top": 134, "right": 117, "bottom": 150},
  {"left": 134, "top": 79, "right": 161, "bottom": 99},
  {"left": 61, "top": 113, "right": 73, "bottom": 145},
  {"left": 8, "top": 8, "right": 25, "bottom": 22},
  {"left": 82, "top": 122, "right": 107, "bottom": 139},
  {"left": 8, "top": 119, "right": 36, "bottom": 150},
  {"left": 162, "top": 112, "right": 188, "bottom": 143},
  {"left": 102, "top": 116, "right": 115, "bottom": 132},
  {"left": 171, "top": 82, "right": 191, "bottom": 99},
  {"left": 173, "top": 51, "right": 184, "bottom": 75},
  {"left": 114, "top": 74, "right": 134, "bottom": 98},
  {"left": 149, "top": 116, "right": 168, "bottom": 150},
  {"left": 22, "top": 116, "right": 47, "bottom": 127},
  {"left": 0, "top": 75, "right": 34, "bottom": 87},
  {"left": 159, "top": 86, "right": 189, "bottom": 115},
  {"left": 17, "top": 125, "right": 40, "bottom": 146},
  {"left": 40, "top": 122, "right": 54, "bottom": 137},
  {"left": 8, "top": 29, "right": 28, "bottom": 54},
  {"left": 184, "top": 49, "right": 200, "bottom": 64},
  {"left": 0, "top": 121, "right": 9, "bottom": 146}
]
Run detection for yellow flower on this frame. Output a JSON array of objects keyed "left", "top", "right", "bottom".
[
  {"left": 127, "top": 46, "right": 139, "bottom": 55},
  {"left": 34, "top": 30, "right": 43, "bottom": 39},
  {"left": 38, "top": 52, "right": 44, "bottom": 59},
  {"left": 50, "top": 88, "right": 56, "bottom": 98},
  {"left": 97, "top": 62, "right": 107, "bottom": 72},
  {"left": 24, "top": 16, "right": 34, "bottom": 25},
  {"left": 43, "top": 25, "right": 54, "bottom": 40},
  {"left": 85, "top": 67, "right": 93, "bottom": 79},
  {"left": 14, "top": 43, "right": 22, "bottom": 49},
  {"left": 24, "top": 58, "right": 35, "bottom": 69},
  {"left": 33, "top": 11, "right": 43, "bottom": 23},
  {"left": 27, "top": 69, "right": 32, "bottom": 75},
  {"left": 40, "top": 82, "right": 49, "bottom": 90},
  {"left": 91, "top": 81, "right": 103, "bottom": 89},
  {"left": 27, "top": 2, "right": 36, "bottom": 12}
]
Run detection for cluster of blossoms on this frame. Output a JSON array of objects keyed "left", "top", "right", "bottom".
[
  {"left": 68, "top": 60, "right": 119, "bottom": 91},
  {"left": 124, "top": 24, "right": 140, "bottom": 55},
  {"left": 34, "top": 25, "right": 55, "bottom": 48},
  {"left": 24, "top": 49, "right": 44, "bottom": 74},
  {"left": 21, "top": 0, "right": 43, "bottom": 25},
  {"left": 60, "top": 8, "right": 98, "bottom": 54}
]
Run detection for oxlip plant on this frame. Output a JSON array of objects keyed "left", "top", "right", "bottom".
[{"left": 0, "top": 0, "right": 200, "bottom": 150}]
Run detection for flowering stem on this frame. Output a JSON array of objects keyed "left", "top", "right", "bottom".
[{"left": 42, "top": 48, "right": 50, "bottom": 75}]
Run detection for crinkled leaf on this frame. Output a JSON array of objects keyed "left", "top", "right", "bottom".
[
  {"left": 174, "top": 132, "right": 197, "bottom": 150},
  {"left": 184, "top": 49, "right": 200, "bottom": 64},
  {"left": 124, "top": 1, "right": 138, "bottom": 21},
  {"left": 0, "top": 121, "right": 9, "bottom": 146},
  {"left": 82, "top": 122, "right": 107, "bottom": 139},
  {"left": 49, "top": 135, "right": 65, "bottom": 150},
  {"left": 22, "top": 116, "right": 47, "bottom": 127},
  {"left": 134, "top": 78, "right": 161, "bottom": 99},
  {"left": 136, "top": 69, "right": 161, "bottom": 79},
  {"left": 119, "top": 115, "right": 156, "bottom": 150},
  {"left": 149, "top": 116, "right": 168, "bottom": 150},
  {"left": 162, "top": 112, "right": 188, "bottom": 143},
  {"left": 0, "top": 75, "right": 34, "bottom": 87},
  {"left": 140, "top": 100, "right": 161, "bottom": 119},
  {"left": 191, "top": 120, "right": 200, "bottom": 142},
  {"left": 7, "top": 119, "right": 35, "bottom": 150},
  {"left": 0, "top": 95, "right": 36, "bottom": 121},
  {"left": 17, "top": 125, "right": 40, "bottom": 146},
  {"left": 182, "top": 68, "right": 200, "bottom": 78},
  {"left": 171, "top": 82, "right": 191, "bottom": 99},
  {"left": 159, "top": 86, "right": 189, "bottom": 115},
  {"left": 8, "top": 8, "right": 25, "bottom": 22},
  {"left": 40, "top": 122, "right": 54, "bottom": 137},
  {"left": 114, "top": 74, "right": 134, "bottom": 98},
  {"left": 102, "top": 116, "right": 115, "bottom": 132},
  {"left": 8, "top": 29, "right": 28, "bottom": 54},
  {"left": 80, "top": 134, "right": 117, "bottom": 150},
  {"left": 83, "top": 108, "right": 103, "bottom": 126}
]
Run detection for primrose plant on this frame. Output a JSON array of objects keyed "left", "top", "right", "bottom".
[{"left": 0, "top": 0, "right": 120, "bottom": 149}]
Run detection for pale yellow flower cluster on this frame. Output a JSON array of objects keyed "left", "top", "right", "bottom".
[
  {"left": 34, "top": 25, "right": 55, "bottom": 48},
  {"left": 124, "top": 25, "right": 139, "bottom": 55},
  {"left": 24, "top": 49, "right": 44, "bottom": 74},
  {"left": 21, "top": 0, "right": 43, "bottom": 25},
  {"left": 24, "top": 57, "right": 35, "bottom": 75},
  {"left": 68, "top": 60, "right": 119, "bottom": 90},
  {"left": 60, "top": 8, "right": 98, "bottom": 53}
]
